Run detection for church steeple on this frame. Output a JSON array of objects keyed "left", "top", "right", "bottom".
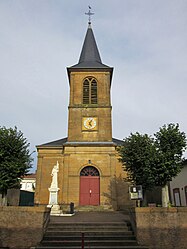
[
  {"left": 79, "top": 25, "right": 102, "bottom": 65},
  {"left": 70, "top": 24, "right": 110, "bottom": 69}
]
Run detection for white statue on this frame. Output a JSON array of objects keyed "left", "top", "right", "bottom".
[
  {"left": 50, "top": 161, "right": 59, "bottom": 189},
  {"left": 47, "top": 161, "right": 74, "bottom": 216},
  {"left": 48, "top": 161, "right": 60, "bottom": 210}
]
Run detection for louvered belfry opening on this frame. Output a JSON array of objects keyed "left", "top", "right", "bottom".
[
  {"left": 83, "top": 77, "right": 97, "bottom": 104},
  {"left": 83, "top": 79, "right": 90, "bottom": 104}
]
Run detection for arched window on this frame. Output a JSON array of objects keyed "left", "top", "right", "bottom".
[
  {"left": 83, "top": 77, "right": 97, "bottom": 104},
  {"left": 80, "top": 166, "right": 99, "bottom": 176}
]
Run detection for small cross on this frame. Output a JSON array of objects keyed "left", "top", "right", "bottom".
[{"left": 85, "top": 6, "right": 94, "bottom": 24}]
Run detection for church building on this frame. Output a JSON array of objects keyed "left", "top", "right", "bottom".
[{"left": 34, "top": 18, "right": 133, "bottom": 210}]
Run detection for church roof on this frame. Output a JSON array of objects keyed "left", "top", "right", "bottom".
[
  {"left": 112, "top": 138, "right": 125, "bottom": 146},
  {"left": 69, "top": 24, "right": 111, "bottom": 69},
  {"left": 36, "top": 137, "right": 68, "bottom": 147},
  {"left": 36, "top": 137, "right": 124, "bottom": 148}
]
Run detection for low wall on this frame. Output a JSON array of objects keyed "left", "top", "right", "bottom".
[
  {"left": 0, "top": 206, "right": 50, "bottom": 249},
  {"left": 135, "top": 207, "right": 187, "bottom": 249}
]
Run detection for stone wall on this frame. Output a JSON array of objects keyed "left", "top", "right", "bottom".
[
  {"left": 0, "top": 206, "right": 50, "bottom": 249},
  {"left": 134, "top": 207, "right": 187, "bottom": 249},
  {"left": 7, "top": 189, "right": 20, "bottom": 206}
]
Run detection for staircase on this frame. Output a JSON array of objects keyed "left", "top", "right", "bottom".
[{"left": 33, "top": 211, "right": 148, "bottom": 249}]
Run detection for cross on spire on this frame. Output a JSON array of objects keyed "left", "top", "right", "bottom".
[{"left": 85, "top": 6, "right": 94, "bottom": 25}]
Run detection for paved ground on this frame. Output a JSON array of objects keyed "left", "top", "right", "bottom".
[{"left": 50, "top": 211, "right": 130, "bottom": 223}]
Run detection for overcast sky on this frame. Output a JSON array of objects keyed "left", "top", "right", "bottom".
[{"left": 1, "top": 0, "right": 187, "bottom": 172}]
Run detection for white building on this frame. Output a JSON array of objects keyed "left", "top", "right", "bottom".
[
  {"left": 170, "top": 160, "right": 187, "bottom": 206},
  {"left": 20, "top": 173, "right": 36, "bottom": 192}
]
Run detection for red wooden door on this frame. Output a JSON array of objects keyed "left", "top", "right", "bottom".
[{"left": 80, "top": 176, "right": 100, "bottom": 205}]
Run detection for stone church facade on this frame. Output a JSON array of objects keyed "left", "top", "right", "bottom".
[{"left": 34, "top": 22, "right": 133, "bottom": 210}]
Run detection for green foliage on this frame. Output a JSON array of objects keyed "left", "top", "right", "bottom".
[
  {"left": 154, "top": 123, "right": 187, "bottom": 186},
  {"left": 118, "top": 133, "right": 157, "bottom": 190},
  {"left": 0, "top": 126, "right": 33, "bottom": 194},
  {"left": 118, "top": 123, "right": 186, "bottom": 190}
]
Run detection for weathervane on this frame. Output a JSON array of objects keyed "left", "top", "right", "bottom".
[{"left": 85, "top": 6, "right": 94, "bottom": 24}]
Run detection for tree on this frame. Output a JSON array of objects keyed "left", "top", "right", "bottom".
[
  {"left": 154, "top": 123, "right": 186, "bottom": 207},
  {"left": 0, "top": 126, "right": 33, "bottom": 205},
  {"left": 117, "top": 133, "right": 158, "bottom": 202},
  {"left": 118, "top": 123, "right": 186, "bottom": 207}
]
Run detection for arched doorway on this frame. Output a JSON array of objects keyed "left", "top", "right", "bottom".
[{"left": 80, "top": 166, "right": 100, "bottom": 206}]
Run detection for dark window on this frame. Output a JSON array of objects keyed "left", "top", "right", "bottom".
[
  {"left": 83, "top": 77, "right": 97, "bottom": 104},
  {"left": 80, "top": 166, "right": 99, "bottom": 176}
]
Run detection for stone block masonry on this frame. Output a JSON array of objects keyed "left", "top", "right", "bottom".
[
  {"left": 135, "top": 207, "right": 187, "bottom": 249},
  {"left": 0, "top": 206, "right": 50, "bottom": 249}
]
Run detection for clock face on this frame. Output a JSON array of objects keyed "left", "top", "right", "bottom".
[{"left": 83, "top": 117, "right": 97, "bottom": 130}]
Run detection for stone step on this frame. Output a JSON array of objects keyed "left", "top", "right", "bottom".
[
  {"left": 40, "top": 240, "right": 138, "bottom": 246},
  {"left": 47, "top": 222, "right": 131, "bottom": 232},
  {"left": 47, "top": 227, "right": 130, "bottom": 232},
  {"left": 33, "top": 211, "right": 149, "bottom": 249},
  {"left": 33, "top": 246, "right": 149, "bottom": 249},
  {"left": 37, "top": 235, "right": 145, "bottom": 248},
  {"left": 44, "top": 230, "right": 134, "bottom": 237},
  {"left": 44, "top": 234, "right": 136, "bottom": 240},
  {"left": 75, "top": 205, "right": 114, "bottom": 212},
  {"left": 48, "top": 223, "right": 130, "bottom": 227},
  {"left": 48, "top": 223, "right": 130, "bottom": 226}
]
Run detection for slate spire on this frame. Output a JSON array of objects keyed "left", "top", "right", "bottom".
[
  {"left": 70, "top": 23, "right": 110, "bottom": 69},
  {"left": 78, "top": 24, "right": 102, "bottom": 64}
]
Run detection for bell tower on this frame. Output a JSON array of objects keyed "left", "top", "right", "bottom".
[
  {"left": 35, "top": 10, "right": 133, "bottom": 209},
  {"left": 67, "top": 22, "right": 113, "bottom": 142}
]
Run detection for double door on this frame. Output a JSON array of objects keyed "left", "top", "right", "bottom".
[{"left": 80, "top": 176, "right": 100, "bottom": 205}]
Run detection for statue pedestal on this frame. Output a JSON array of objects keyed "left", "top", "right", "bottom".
[
  {"left": 47, "top": 187, "right": 62, "bottom": 215},
  {"left": 48, "top": 187, "right": 60, "bottom": 205},
  {"left": 50, "top": 204, "right": 62, "bottom": 215},
  {"left": 47, "top": 187, "right": 62, "bottom": 214}
]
